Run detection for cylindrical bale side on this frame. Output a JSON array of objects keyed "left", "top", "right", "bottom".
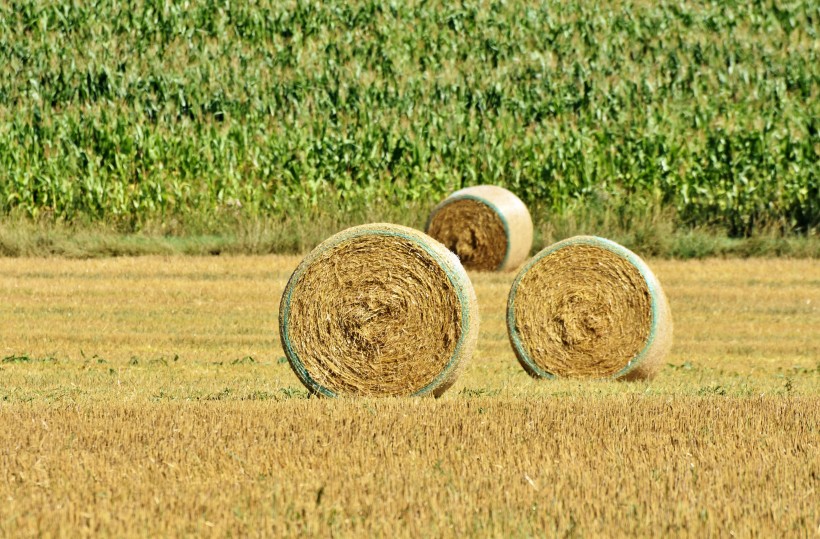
[
  {"left": 426, "top": 185, "right": 533, "bottom": 272},
  {"left": 506, "top": 235, "right": 673, "bottom": 381},
  {"left": 279, "top": 223, "right": 479, "bottom": 397}
]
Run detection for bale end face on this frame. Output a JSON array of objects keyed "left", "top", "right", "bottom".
[
  {"left": 279, "top": 223, "right": 479, "bottom": 397},
  {"left": 426, "top": 185, "right": 533, "bottom": 272},
  {"left": 507, "top": 236, "right": 672, "bottom": 381}
]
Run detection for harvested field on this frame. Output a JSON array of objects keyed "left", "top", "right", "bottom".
[{"left": 0, "top": 256, "right": 818, "bottom": 536}]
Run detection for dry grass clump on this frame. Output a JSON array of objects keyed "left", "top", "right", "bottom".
[
  {"left": 426, "top": 185, "right": 533, "bottom": 272},
  {"left": 279, "top": 223, "right": 478, "bottom": 397},
  {"left": 508, "top": 236, "right": 673, "bottom": 380}
]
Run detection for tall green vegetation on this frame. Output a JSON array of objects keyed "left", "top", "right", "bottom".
[{"left": 0, "top": 0, "right": 817, "bottom": 237}]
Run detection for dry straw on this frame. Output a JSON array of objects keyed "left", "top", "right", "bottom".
[
  {"left": 426, "top": 185, "right": 533, "bottom": 272},
  {"left": 507, "top": 236, "right": 673, "bottom": 380},
  {"left": 279, "top": 223, "right": 479, "bottom": 397}
]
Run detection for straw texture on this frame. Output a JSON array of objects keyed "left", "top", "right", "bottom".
[
  {"left": 279, "top": 223, "right": 479, "bottom": 397},
  {"left": 426, "top": 185, "right": 533, "bottom": 272},
  {"left": 507, "top": 236, "right": 673, "bottom": 380}
]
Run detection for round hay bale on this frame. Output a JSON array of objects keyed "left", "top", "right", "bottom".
[
  {"left": 279, "top": 223, "right": 479, "bottom": 397},
  {"left": 506, "top": 236, "right": 673, "bottom": 381},
  {"left": 426, "top": 185, "right": 533, "bottom": 272}
]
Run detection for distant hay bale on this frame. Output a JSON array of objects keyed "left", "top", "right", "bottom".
[
  {"left": 507, "top": 236, "right": 673, "bottom": 381},
  {"left": 426, "top": 185, "right": 533, "bottom": 272},
  {"left": 279, "top": 223, "right": 479, "bottom": 397}
]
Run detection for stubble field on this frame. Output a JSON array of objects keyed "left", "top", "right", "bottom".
[{"left": 0, "top": 255, "right": 818, "bottom": 536}]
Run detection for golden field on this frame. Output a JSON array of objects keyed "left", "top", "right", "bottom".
[{"left": 0, "top": 256, "right": 818, "bottom": 537}]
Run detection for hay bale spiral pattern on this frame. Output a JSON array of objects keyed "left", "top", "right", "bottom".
[
  {"left": 279, "top": 224, "right": 479, "bottom": 397},
  {"left": 426, "top": 185, "right": 533, "bottom": 272},
  {"left": 507, "top": 236, "right": 673, "bottom": 380}
]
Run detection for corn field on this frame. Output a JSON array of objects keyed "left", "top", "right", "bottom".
[{"left": 0, "top": 0, "right": 817, "bottom": 235}]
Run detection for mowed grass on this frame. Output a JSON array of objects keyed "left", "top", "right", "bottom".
[{"left": 0, "top": 256, "right": 818, "bottom": 536}]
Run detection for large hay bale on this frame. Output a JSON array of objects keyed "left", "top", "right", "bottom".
[
  {"left": 506, "top": 236, "right": 673, "bottom": 380},
  {"left": 279, "top": 223, "right": 479, "bottom": 397},
  {"left": 426, "top": 185, "right": 533, "bottom": 272}
]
